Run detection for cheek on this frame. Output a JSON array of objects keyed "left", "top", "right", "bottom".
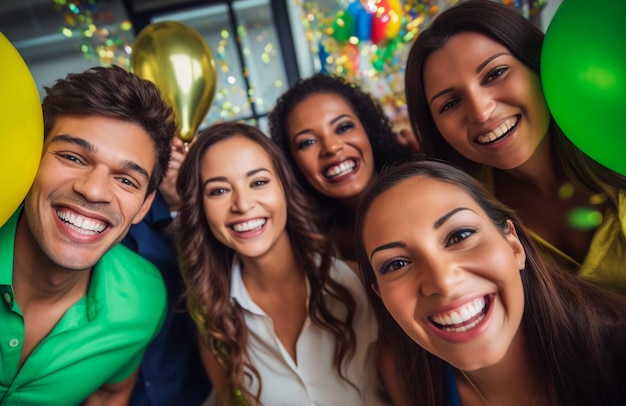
[
  {"left": 293, "top": 151, "right": 319, "bottom": 178},
  {"left": 203, "top": 203, "right": 224, "bottom": 236},
  {"left": 378, "top": 283, "right": 415, "bottom": 324},
  {"left": 270, "top": 194, "right": 288, "bottom": 227},
  {"left": 431, "top": 113, "right": 461, "bottom": 144}
]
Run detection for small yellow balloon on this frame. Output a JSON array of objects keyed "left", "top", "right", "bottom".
[
  {"left": 0, "top": 33, "right": 43, "bottom": 228},
  {"left": 131, "top": 21, "right": 217, "bottom": 143}
]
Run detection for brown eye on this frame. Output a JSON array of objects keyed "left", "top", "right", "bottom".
[
  {"left": 484, "top": 66, "right": 509, "bottom": 83},
  {"left": 379, "top": 258, "right": 410, "bottom": 275},
  {"left": 446, "top": 229, "right": 474, "bottom": 246}
]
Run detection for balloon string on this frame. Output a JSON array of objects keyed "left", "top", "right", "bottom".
[{"left": 184, "top": 142, "right": 190, "bottom": 153}]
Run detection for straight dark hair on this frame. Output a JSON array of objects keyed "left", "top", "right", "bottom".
[
  {"left": 405, "top": 0, "right": 626, "bottom": 210},
  {"left": 355, "top": 159, "right": 626, "bottom": 405}
]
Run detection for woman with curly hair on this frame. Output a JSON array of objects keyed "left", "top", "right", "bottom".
[
  {"left": 405, "top": 0, "right": 626, "bottom": 293},
  {"left": 268, "top": 73, "right": 413, "bottom": 261},
  {"left": 176, "top": 122, "right": 392, "bottom": 405},
  {"left": 356, "top": 159, "right": 626, "bottom": 405}
]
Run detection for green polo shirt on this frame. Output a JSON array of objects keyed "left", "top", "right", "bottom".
[{"left": 0, "top": 209, "right": 167, "bottom": 405}]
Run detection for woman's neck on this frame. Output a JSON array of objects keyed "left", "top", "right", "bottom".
[
  {"left": 456, "top": 332, "right": 545, "bottom": 405},
  {"left": 238, "top": 233, "right": 302, "bottom": 292},
  {"left": 495, "top": 134, "right": 566, "bottom": 197}
]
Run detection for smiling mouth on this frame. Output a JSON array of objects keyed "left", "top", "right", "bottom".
[
  {"left": 232, "top": 218, "right": 266, "bottom": 232},
  {"left": 324, "top": 159, "right": 356, "bottom": 179},
  {"left": 475, "top": 115, "right": 520, "bottom": 145},
  {"left": 429, "top": 296, "right": 490, "bottom": 333},
  {"left": 57, "top": 209, "right": 107, "bottom": 235}
]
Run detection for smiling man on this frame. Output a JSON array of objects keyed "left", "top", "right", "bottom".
[{"left": 0, "top": 66, "right": 176, "bottom": 405}]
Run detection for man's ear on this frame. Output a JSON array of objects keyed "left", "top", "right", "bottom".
[{"left": 132, "top": 190, "right": 156, "bottom": 224}]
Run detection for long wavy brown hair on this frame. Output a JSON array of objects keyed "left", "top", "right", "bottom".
[
  {"left": 176, "top": 122, "right": 357, "bottom": 404},
  {"left": 355, "top": 159, "right": 626, "bottom": 405},
  {"left": 405, "top": 0, "right": 626, "bottom": 211}
]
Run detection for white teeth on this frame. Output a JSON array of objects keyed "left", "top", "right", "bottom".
[
  {"left": 325, "top": 160, "right": 356, "bottom": 178},
  {"left": 443, "top": 317, "right": 483, "bottom": 333},
  {"left": 476, "top": 117, "right": 518, "bottom": 144},
  {"left": 232, "top": 218, "right": 266, "bottom": 232},
  {"left": 57, "top": 209, "right": 106, "bottom": 235},
  {"left": 431, "top": 297, "right": 486, "bottom": 330}
]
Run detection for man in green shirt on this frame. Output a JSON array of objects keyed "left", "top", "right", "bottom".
[{"left": 0, "top": 65, "right": 177, "bottom": 405}]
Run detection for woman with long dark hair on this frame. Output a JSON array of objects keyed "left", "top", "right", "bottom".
[
  {"left": 176, "top": 122, "right": 392, "bottom": 405},
  {"left": 405, "top": 0, "right": 626, "bottom": 293},
  {"left": 356, "top": 159, "right": 626, "bottom": 405}
]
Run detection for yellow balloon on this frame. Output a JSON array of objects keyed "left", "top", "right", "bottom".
[
  {"left": 131, "top": 21, "right": 217, "bottom": 143},
  {"left": 0, "top": 33, "right": 43, "bottom": 228}
]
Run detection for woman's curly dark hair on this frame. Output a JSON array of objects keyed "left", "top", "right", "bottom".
[{"left": 268, "top": 73, "right": 411, "bottom": 217}]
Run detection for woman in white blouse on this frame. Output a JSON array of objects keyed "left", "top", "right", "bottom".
[{"left": 176, "top": 122, "right": 394, "bottom": 406}]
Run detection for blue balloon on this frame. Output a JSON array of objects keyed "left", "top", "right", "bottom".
[
  {"left": 348, "top": 2, "right": 372, "bottom": 41},
  {"left": 318, "top": 42, "right": 329, "bottom": 73}
]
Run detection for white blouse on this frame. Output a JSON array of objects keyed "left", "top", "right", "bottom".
[{"left": 226, "top": 256, "right": 389, "bottom": 406}]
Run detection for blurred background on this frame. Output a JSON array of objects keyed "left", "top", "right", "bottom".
[{"left": 0, "top": 0, "right": 561, "bottom": 133}]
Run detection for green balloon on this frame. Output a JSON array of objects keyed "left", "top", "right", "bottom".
[
  {"left": 332, "top": 10, "right": 355, "bottom": 42},
  {"left": 541, "top": 0, "right": 626, "bottom": 175}
]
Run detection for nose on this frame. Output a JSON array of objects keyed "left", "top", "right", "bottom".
[
  {"left": 73, "top": 165, "right": 113, "bottom": 203},
  {"left": 320, "top": 135, "right": 344, "bottom": 156},
  {"left": 418, "top": 255, "right": 464, "bottom": 297},
  {"left": 231, "top": 188, "right": 254, "bottom": 213},
  {"left": 466, "top": 88, "right": 496, "bottom": 123}
]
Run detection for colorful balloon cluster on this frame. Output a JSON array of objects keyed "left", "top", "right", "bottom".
[{"left": 323, "top": 0, "right": 440, "bottom": 74}]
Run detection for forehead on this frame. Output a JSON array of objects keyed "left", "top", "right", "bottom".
[
  {"left": 364, "top": 176, "right": 481, "bottom": 232},
  {"left": 47, "top": 115, "right": 155, "bottom": 173},
  {"left": 429, "top": 31, "right": 508, "bottom": 64},
  {"left": 200, "top": 136, "right": 275, "bottom": 178},
  {"left": 287, "top": 93, "right": 355, "bottom": 124},
  {"left": 423, "top": 32, "right": 509, "bottom": 82}
]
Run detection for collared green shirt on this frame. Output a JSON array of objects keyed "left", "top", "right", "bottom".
[{"left": 0, "top": 209, "right": 167, "bottom": 405}]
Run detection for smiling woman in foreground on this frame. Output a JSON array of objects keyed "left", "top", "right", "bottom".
[{"left": 355, "top": 159, "right": 626, "bottom": 405}]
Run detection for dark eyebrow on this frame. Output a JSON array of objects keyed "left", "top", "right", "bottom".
[
  {"left": 203, "top": 168, "right": 271, "bottom": 188},
  {"left": 50, "top": 134, "right": 150, "bottom": 181},
  {"left": 291, "top": 114, "right": 352, "bottom": 141},
  {"left": 370, "top": 241, "right": 407, "bottom": 261},
  {"left": 476, "top": 52, "right": 510, "bottom": 74},
  {"left": 434, "top": 207, "right": 472, "bottom": 229},
  {"left": 429, "top": 52, "right": 511, "bottom": 106},
  {"left": 369, "top": 207, "right": 474, "bottom": 260},
  {"left": 50, "top": 134, "right": 94, "bottom": 152}
]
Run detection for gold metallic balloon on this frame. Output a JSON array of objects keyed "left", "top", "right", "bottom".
[{"left": 131, "top": 21, "right": 217, "bottom": 143}]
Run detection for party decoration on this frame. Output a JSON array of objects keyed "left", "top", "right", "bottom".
[
  {"left": 54, "top": 0, "right": 134, "bottom": 68},
  {"left": 349, "top": 1, "right": 372, "bottom": 41},
  {"left": 331, "top": 9, "right": 356, "bottom": 41},
  {"left": 370, "top": 0, "right": 389, "bottom": 44},
  {"left": 541, "top": 0, "right": 626, "bottom": 175},
  {"left": 297, "top": 0, "right": 547, "bottom": 132},
  {"left": 384, "top": 0, "right": 404, "bottom": 39},
  {"left": 0, "top": 33, "right": 43, "bottom": 228},
  {"left": 131, "top": 21, "right": 218, "bottom": 143}
]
